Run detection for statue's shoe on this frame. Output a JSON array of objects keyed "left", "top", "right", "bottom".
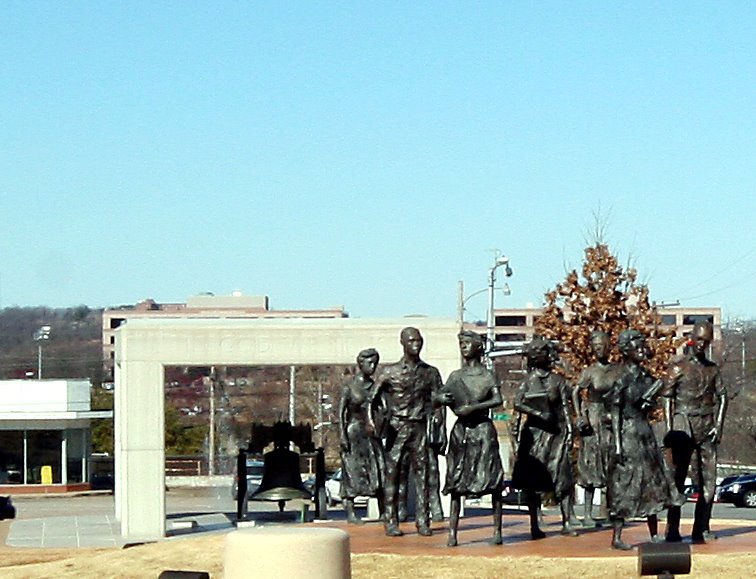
[
  {"left": 385, "top": 525, "right": 403, "bottom": 537},
  {"left": 417, "top": 526, "right": 432, "bottom": 537}
]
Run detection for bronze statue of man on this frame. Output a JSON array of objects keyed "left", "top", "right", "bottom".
[
  {"left": 572, "top": 330, "right": 621, "bottom": 527},
  {"left": 376, "top": 327, "right": 443, "bottom": 537},
  {"left": 663, "top": 320, "right": 727, "bottom": 543}
]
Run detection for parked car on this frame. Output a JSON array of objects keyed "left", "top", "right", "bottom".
[
  {"left": 324, "top": 469, "right": 368, "bottom": 507},
  {"left": 501, "top": 481, "right": 525, "bottom": 506},
  {"left": 717, "top": 473, "right": 756, "bottom": 508},
  {"left": 0, "top": 496, "right": 15, "bottom": 520},
  {"left": 718, "top": 474, "right": 742, "bottom": 489},
  {"left": 90, "top": 471, "right": 115, "bottom": 491},
  {"left": 231, "top": 459, "right": 265, "bottom": 500}
]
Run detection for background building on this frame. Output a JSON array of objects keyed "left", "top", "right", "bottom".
[
  {"left": 486, "top": 306, "right": 721, "bottom": 350},
  {"left": 0, "top": 379, "right": 112, "bottom": 493}
]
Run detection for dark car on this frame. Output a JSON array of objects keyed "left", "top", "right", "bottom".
[
  {"left": 90, "top": 471, "right": 115, "bottom": 491},
  {"left": 717, "top": 474, "right": 756, "bottom": 508},
  {"left": 0, "top": 496, "right": 15, "bottom": 520},
  {"left": 501, "top": 481, "right": 525, "bottom": 506}
]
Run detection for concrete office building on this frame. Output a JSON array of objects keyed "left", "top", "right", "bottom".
[{"left": 488, "top": 306, "right": 721, "bottom": 346}]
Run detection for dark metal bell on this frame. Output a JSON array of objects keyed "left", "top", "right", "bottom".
[{"left": 249, "top": 447, "right": 311, "bottom": 502}]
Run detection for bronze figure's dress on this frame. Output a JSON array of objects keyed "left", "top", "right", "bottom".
[
  {"left": 607, "top": 365, "right": 682, "bottom": 519},
  {"left": 513, "top": 369, "right": 574, "bottom": 501},
  {"left": 339, "top": 377, "right": 383, "bottom": 499},
  {"left": 443, "top": 366, "right": 504, "bottom": 497},
  {"left": 575, "top": 363, "right": 619, "bottom": 488}
]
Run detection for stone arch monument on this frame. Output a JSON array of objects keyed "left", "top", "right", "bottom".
[{"left": 115, "top": 317, "right": 459, "bottom": 542}]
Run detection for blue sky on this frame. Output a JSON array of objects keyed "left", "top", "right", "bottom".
[{"left": 1, "top": 3, "right": 754, "bottom": 322}]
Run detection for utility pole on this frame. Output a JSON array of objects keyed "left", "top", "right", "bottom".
[
  {"left": 457, "top": 280, "right": 465, "bottom": 331},
  {"left": 289, "top": 365, "right": 296, "bottom": 425},
  {"left": 317, "top": 382, "right": 324, "bottom": 448},
  {"left": 208, "top": 366, "right": 216, "bottom": 476}
]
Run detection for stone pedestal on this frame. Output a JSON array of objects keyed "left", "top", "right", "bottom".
[{"left": 224, "top": 527, "right": 351, "bottom": 579}]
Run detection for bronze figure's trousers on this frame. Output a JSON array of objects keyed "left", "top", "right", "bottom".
[
  {"left": 666, "top": 431, "right": 717, "bottom": 538},
  {"left": 398, "top": 446, "right": 443, "bottom": 519},
  {"left": 384, "top": 419, "right": 429, "bottom": 530}
]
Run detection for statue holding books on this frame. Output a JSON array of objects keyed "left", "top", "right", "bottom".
[{"left": 512, "top": 336, "right": 577, "bottom": 539}]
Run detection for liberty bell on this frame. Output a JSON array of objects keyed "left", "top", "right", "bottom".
[{"left": 249, "top": 421, "right": 311, "bottom": 505}]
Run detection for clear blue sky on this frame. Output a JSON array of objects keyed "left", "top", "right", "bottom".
[{"left": 1, "top": 3, "right": 754, "bottom": 322}]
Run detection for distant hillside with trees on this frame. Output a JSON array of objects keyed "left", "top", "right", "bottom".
[{"left": 0, "top": 306, "right": 104, "bottom": 382}]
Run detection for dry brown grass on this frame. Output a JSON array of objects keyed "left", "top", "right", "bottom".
[{"left": 0, "top": 534, "right": 755, "bottom": 579}]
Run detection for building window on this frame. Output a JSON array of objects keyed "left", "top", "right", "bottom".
[
  {"left": 496, "top": 333, "right": 527, "bottom": 342},
  {"left": 66, "top": 429, "right": 86, "bottom": 484},
  {"left": 109, "top": 318, "right": 125, "bottom": 329},
  {"left": 495, "top": 315, "right": 527, "bottom": 327},
  {"left": 0, "top": 432, "right": 24, "bottom": 484},
  {"left": 27, "top": 430, "right": 62, "bottom": 484},
  {"left": 660, "top": 315, "right": 677, "bottom": 325},
  {"left": 682, "top": 314, "right": 714, "bottom": 326}
]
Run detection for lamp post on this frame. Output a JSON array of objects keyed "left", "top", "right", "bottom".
[
  {"left": 33, "top": 325, "right": 51, "bottom": 379},
  {"left": 457, "top": 253, "right": 513, "bottom": 367},
  {"left": 486, "top": 254, "right": 513, "bottom": 366}
]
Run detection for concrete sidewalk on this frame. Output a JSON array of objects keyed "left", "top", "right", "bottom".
[
  {"left": 7, "top": 514, "right": 122, "bottom": 548},
  {"left": 5, "top": 512, "right": 241, "bottom": 548}
]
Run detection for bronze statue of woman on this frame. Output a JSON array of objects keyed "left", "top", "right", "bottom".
[
  {"left": 512, "top": 336, "right": 577, "bottom": 539},
  {"left": 338, "top": 348, "right": 385, "bottom": 523},
  {"left": 572, "top": 330, "right": 621, "bottom": 527},
  {"left": 607, "top": 329, "right": 683, "bottom": 549},
  {"left": 440, "top": 331, "right": 505, "bottom": 547}
]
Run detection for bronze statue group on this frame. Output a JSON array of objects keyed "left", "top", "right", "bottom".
[{"left": 338, "top": 321, "right": 726, "bottom": 550}]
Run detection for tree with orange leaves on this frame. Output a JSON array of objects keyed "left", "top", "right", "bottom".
[{"left": 534, "top": 243, "right": 681, "bottom": 382}]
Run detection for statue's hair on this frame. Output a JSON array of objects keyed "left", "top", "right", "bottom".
[
  {"left": 357, "top": 348, "right": 379, "bottom": 364},
  {"left": 400, "top": 327, "right": 421, "bottom": 342},
  {"left": 617, "top": 328, "right": 645, "bottom": 353},
  {"left": 458, "top": 330, "right": 485, "bottom": 346},
  {"left": 523, "top": 335, "right": 556, "bottom": 358}
]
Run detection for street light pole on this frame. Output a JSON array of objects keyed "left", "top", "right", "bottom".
[
  {"left": 33, "top": 325, "right": 51, "bottom": 379},
  {"left": 485, "top": 254, "right": 512, "bottom": 367}
]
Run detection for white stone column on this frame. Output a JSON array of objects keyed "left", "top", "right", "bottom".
[
  {"left": 116, "top": 359, "right": 166, "bottom": 542},
  {"left": 61, "top": 432, "right": 68, "bottom": 485}
]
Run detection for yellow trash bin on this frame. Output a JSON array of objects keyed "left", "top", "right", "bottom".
[{"left": 41, "top": 465, "right": 53, "bottom": 485}]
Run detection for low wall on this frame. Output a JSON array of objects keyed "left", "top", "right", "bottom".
[{"left": 166, "top": 475, "right": 232, "bottom": 488}]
